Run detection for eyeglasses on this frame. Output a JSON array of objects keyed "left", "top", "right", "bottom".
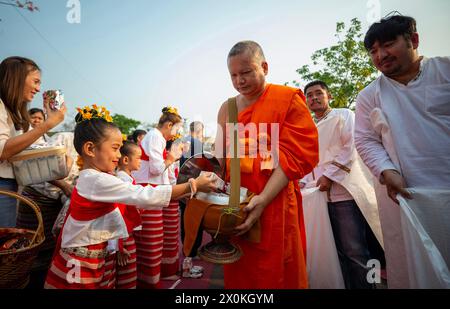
[{"left": 383, "top": 10, "right": 403, "bottom": 20}]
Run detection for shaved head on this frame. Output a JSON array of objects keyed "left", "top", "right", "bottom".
[{"left": 228, "top": 40, "right": 266, "bottom": 62}]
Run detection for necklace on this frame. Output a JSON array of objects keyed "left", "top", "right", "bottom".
[
  {"left": 314, "top": 108, "right": 332, "bottom": 123},
  {"left": 411, "top": 68, "right": 422, "bottom": 83}
]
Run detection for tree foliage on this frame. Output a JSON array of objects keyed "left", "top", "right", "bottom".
[
  {"left": 112, "top": 113, "right": 141, "bottom": 136},
  {"left": 293, "top": 18, "right": 378, "bottom": 109}
]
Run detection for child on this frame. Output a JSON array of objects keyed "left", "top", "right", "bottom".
[
  {"left": 130, "top": 129, "right": 147, "bottom": 144},
  {"left": 114, "top": 141, "right": 143, "bottom": 289},
  {"left": 132, "top": 107, "right": 184, "bottom": 288},
  {"left": 44, "top": 105, "right": 215, "bottom": 289},
  {"left": 162, "top": 139, "right": 183, "bottom": 279}
]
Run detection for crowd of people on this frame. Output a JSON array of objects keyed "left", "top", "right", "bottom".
[{"left": 0, "top": 14, "right": 448, "bottom": 289}]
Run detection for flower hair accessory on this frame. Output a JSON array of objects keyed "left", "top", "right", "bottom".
[
  {"left": 75, "top": 104, "right": 113, "bottom": 123},
  {"left": 171, "top": 133, "right": 182, "bottom": 141},
  {"left": 164, "top": 106, "right": 179, "bottom": 116},
  {"left": 76, "top": 155, "right": 84, "bottom": 171}
]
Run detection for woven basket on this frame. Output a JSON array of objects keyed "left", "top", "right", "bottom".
[
  {"left": 16, "top": 186, "right": 62, "bottom": 271},
  {"left": 0, "top": 190, "right": 45, "bottom": 289}
]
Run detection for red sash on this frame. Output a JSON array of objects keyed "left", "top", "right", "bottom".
[
  {"left": 140, "top": 143, "right": 168, "bottom": 162},
  {"left": 51, "top": 187, "right": 125, "bottom": 261},
  {"left": 117, "top": 177, "right": 142, "bottom": 233},
  {"left": 139, "top": 142, "right": 150, "bottom": 161},
  {"left": 70, "top": 187, "right": 122, "bottom": 221}
]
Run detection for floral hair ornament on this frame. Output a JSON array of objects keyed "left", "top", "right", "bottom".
[
  {"left": 164, "top": 106, "right": 179, "bottom": 116},
  {"left": 171, "top": 133, "right": 183, "bottom": 141},
  {"left": 75, "top": 104, "right": 113, "bottom": 124},
  {"left": 76, "top": 155, "right": 84, "bottom": 171}
]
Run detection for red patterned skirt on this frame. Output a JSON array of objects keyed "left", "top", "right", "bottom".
[
  {"left": 44, "top": 242, "right": 116, "bottom": 289},
  {"left": 134, "top": 208, "right": 163, "bottom": 289},
  {"left": 161, "top": 200, "right": 180, "bottom": 277},
  {"left": 116, "top": 235, "right": 137, "bottom": 289}
]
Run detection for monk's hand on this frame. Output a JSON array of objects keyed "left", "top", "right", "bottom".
[
  {"left": 316, "top": 175, "right": 332, "bottom": 192},
  {"left": 234, "top": 195, "right": 268, "bottom": 236},
  {"left": 381, "top": 169, "right": 412, "bottom": 204}
]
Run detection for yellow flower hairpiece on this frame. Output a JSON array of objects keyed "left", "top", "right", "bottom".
[
  {"left": 122, "top": 134, "right": 128, "bottom": 141},
  {"left": 166, "top": 106, "right": 178, "bottom": 115},
  {"left": 76, "top": 155, "right": 84, "bottom": 171},
  {"left": 76, "top": 104, "right": 113, "bottom": 123},
  {"left": 171, "top": 133, "right": 182, "bottom": 141}
]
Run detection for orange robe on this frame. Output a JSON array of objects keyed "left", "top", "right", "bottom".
[{"left": 223, "top": 84, "right": 319, "bottom": 289}]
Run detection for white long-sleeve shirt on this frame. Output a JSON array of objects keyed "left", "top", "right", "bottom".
[
  {"left": 61, "top": 168, "right": 171, "bottom": 248},
  {"left": 301, "top": 109, "right": 354, "bottom": 202},
  {"left": 132, "top": 128, "right": 170, "bottom": 185},
  {"left": 76, "top": 169, "right": 171, "bottom": 206},
  {"left": 355, "top": 56, "right": 450, "bottom": 188},
  {"left": 107, "top": 170, "right": 143, "bottom": 252},
  {"left": 0, "top": 99, "right": 21, "bottom": 179},
  {"left": 116, "top": 169, "right": 134, "bottom": 184}
]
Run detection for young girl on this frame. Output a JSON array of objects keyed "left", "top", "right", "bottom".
[
  {"left": 163, "top": 138, "right": 184, "bottom": 279},
  {"left": 114, "top": 141, "right": 143, "bottom": 289},
  {"left": 44, "top": 105, "right": 215, "bottom": 289},
  {"left": 130, "top": 129, "right": 147, "bottom": 144},
  {"left": 132, "top": 107, "right": 184, "bottom": 288}
]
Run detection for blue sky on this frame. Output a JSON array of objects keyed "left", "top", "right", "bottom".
[{"left": 1, "top": 0, "right": 449, "bottom": 136}]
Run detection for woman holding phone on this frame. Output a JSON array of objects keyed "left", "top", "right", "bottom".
[{"left": 0, "top": 56, "right": 66, "bottom": 227}]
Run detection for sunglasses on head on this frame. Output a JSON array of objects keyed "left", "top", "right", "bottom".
[{"left": 383, "top": 10, "right": 403, "bottom": 20}]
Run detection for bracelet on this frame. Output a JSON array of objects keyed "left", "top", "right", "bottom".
[{"left": 188, "top": 178, "right": 197, "bottom": 199}]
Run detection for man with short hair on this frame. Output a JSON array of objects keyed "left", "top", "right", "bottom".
[
  {"left": 180, "top": 121, "right": 204, "bottom": 165},
  {"left": 215, "top": 40, "right": 319, "bottom": 289},
  {"left": 302, "top": 80, "right": 383, "bottom": 289},
  {"left": 355, "top": 15, "right": 450, "bottom": 288}
]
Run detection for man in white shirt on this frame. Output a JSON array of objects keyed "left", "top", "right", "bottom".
[
  {"left": 355, "top": 15, "right": 450, "bottom": 288},
  {"left": 302, "top": 81, "right": 383, "bottom": 289},
  {"left": 181, "top": 121, "right": 204, "bottom": 166}
]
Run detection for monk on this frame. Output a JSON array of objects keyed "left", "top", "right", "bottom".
[{"left": 215, "top": 41, "right": 319, "bottom": 289}]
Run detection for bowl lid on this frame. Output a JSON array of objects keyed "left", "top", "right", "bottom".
[{"left": 177, "top": 152, "right": 223, "bottom": 185}]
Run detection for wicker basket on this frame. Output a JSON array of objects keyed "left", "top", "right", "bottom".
[{"left": 0, "top": 190, "right": 45, "bottom": 289}]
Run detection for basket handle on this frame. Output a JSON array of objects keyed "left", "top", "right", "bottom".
[{"left": 0, "top": 189, "right": 44, "bottom": 247}]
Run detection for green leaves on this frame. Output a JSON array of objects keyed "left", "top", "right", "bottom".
[
  {"left": 293, "top": 18, "right": 377, "bottom": 109},
  {"left": 112, "top": 114, "right": 141, "bottom": 136}
]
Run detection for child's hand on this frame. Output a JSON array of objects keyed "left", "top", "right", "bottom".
[
  {"left": 117, "top": 248, "right": 131, "bottom": 267},
  {"left": 195, "top": 172, "right": 217, "bottom": 193}
]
